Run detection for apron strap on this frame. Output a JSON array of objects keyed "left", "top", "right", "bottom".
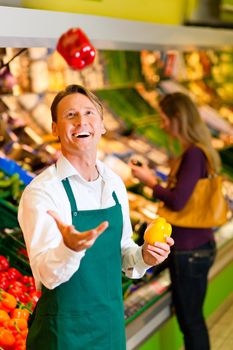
[
  {"left": 62, "top": 178, "right": 78, "bottom": 215},
  {"left": 62, "top": 178, "right": 119, "bottom": 212},
  {"left": 112, "top": 191, "right": 120, "bottom": 205}
]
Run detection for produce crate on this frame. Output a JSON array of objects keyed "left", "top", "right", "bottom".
[
  {"left": 0, "top": 228, "right": 31, "bottom": 275},
  {"left": 0, "top": 157, "right": 33, "bottom": 185},
  {"left": 0, "top": 198, "right": 19, "bottom": 230}
]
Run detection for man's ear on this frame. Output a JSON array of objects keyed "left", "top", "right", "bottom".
[
  {"left": 101, "top": 122, "right": 106, "bottom": 135},
  {"left": 52, "top": 121, "right": 58, "bottom": 136}
]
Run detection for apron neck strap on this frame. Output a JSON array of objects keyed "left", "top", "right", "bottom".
[
  {"left": 62, "top": 178, "right": 78, "bottom": 212},
  {"left": 112, "top": 191, "right": 119, "bottom": 205},
  {"left": 62, "top": 178, "right": 120, "bottom": 212}
]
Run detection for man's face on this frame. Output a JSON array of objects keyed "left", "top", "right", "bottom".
[{"left": 52, "top": 93, "right": 106, "bottom": 157}]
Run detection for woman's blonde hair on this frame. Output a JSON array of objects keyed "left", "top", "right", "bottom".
[{"left": 159, "top": 92, "right": 221, "bottom": 172}]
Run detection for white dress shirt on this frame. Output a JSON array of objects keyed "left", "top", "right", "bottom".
[{"left": 18, "top": 155, "right": 150, "bottom": 290}]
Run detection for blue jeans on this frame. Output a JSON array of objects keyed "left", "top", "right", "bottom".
[{"left": 169, "top": 240, "right": 216, "bottom": 350}]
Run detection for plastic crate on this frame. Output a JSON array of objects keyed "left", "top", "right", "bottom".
[
  {"left": 0, "top": 198, "right": 19, "bottom": 230},
  {"left": 0, "top": 157, "right": 34, "bottom": 185},
  {"left": 0, "top": 229, "right": 31, "bottom": 275}
]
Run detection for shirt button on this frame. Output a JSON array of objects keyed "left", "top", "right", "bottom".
[{"left": 73, "top": 212, "right": 77, "bottom": 216}]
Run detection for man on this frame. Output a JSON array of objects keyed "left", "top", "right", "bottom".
[{"left": 18, "top": 84, "right": 174, "bottom": 350}]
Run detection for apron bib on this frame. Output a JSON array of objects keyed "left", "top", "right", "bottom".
[{"left": 27, "top": 177, "right": 125, "bottom": 350}]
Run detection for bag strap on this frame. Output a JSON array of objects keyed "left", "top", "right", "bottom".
[
  {"left": 167, "top": 156, "right": 182, "bottom": 189},
  {"left": 194, "top": 143, "right": 216, "bottom": 176},
  {"left": 167, "top": 143, "right": 216, "bottom": 189}
]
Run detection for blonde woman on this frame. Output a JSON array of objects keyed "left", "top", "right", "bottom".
[{"left": 131, "top": 92, "right": 219, "bottom": 350}]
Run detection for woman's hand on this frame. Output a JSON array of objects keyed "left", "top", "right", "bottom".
[
  {"left": 47, "top": 210, "right": 109, "bottom": 252},
  {"left": 130, "top": 162, "right": 157, "bottom": 188},
  {"left": 142, "top": 236, "right": 174, "bottom": 266}
]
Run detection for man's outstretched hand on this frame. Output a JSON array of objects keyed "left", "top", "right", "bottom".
[{"left": 47, "top": 210, "right": 109, "bottom": 252}]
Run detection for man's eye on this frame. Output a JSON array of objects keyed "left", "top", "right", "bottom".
[
  {"left": 86, "top": 109, "right": 97, "bottom": 117},
  {"left": 66, "top": 112, "right": 76, "bottom": 118}
]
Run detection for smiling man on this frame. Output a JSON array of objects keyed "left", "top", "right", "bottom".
[{"left": 18, "top": 84, "right": 174, "bottom": 350}]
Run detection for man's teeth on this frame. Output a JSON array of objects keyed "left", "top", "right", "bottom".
[{"left": 73, "top": 132, "right": 91, "bottom": 138}]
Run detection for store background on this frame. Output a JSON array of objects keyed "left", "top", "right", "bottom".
[{"left": 0, "top": 1, "right": 233, "bottom": 350}]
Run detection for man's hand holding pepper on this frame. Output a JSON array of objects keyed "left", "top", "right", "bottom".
[{"left": 142, "top": 237, "right": 174, "bottom": 266}]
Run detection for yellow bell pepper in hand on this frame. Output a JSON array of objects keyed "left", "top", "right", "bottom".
[{"left": 144, "top": 217, "right": 172, "bottom": 244}]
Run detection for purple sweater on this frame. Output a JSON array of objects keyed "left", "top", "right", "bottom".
[{"left": 154, "top": 145, "right": 214, "bottom": 250}]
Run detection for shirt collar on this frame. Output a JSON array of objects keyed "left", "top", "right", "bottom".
[{"left": 56, "top": 154, "right": 107, "bottom": 182}]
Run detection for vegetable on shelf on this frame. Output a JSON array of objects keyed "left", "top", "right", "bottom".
[
  {"left": 0, "top": 255, "right": 10, "bottom": 272},
  {"left": 0, "top": 289, "right": 17, "bottom": 313},
  {"left": 0, "top": 252, "right": 41, "bottom": 349}
]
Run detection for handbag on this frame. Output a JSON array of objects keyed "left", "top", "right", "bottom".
[{"left": 157, "top": 144, "right": 229, "bottom": 228}]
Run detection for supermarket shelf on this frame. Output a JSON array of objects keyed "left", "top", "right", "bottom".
[
  {"left": 126, "top": 292, "right": 172, "bottom": 350},
  {"left": 0, "top": 6, "right": 233, "bottom": 50},
  {"left": 126, "top": 236, "right": 233, "bottom": 350},
  {"left": 209, "top": 233, "right": 233, "bottom": 280}
]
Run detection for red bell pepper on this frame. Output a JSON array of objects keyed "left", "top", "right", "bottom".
[
  {"left": 7, "top": 268, "right": 23, "bottom": 282},
  {"left": 0, "top": 271, "right": 10, "bottom": 290},
  {"left": 21, "top": 275, "right": 36, "bottom": 292},
  {"left": 0, "top": 255, "right": 9, "bottom": 271},
  {"left": 57, "top": 28, "right": 96, "bottom": 70},
  {"left": 28, "top": 290, "right": 41, "bottom": 311}
]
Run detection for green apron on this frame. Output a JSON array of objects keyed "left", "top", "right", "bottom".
[{"left": 27, "top": 177, "right": 126, "bottom": 350}]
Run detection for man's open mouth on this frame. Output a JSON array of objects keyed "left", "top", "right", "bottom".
[{"left": 73, "top": 132, "right": 91, "bottom": 138}]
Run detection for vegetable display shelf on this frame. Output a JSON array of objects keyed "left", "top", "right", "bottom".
[
  {"left": 0, "top": 157, "right": 34, "bottom": 186},
  {"left": 124, "top": 271, "right": 170, "bottom": 322},
  {"left": 0, "top": 228, "right": 31, "bottom": 275},
  {"left": 125, "top": 222, "right": 233, "bottom": 350},
  {"left": 0, "top": 198, "right": 18, "bottom": 230},
  {"left": 0, "top": 158, "right": 34, "bottom": 231}
]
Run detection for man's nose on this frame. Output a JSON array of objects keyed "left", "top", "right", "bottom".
[{"left": 73, "top": 113, "right": 86, "bottom": 124}]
